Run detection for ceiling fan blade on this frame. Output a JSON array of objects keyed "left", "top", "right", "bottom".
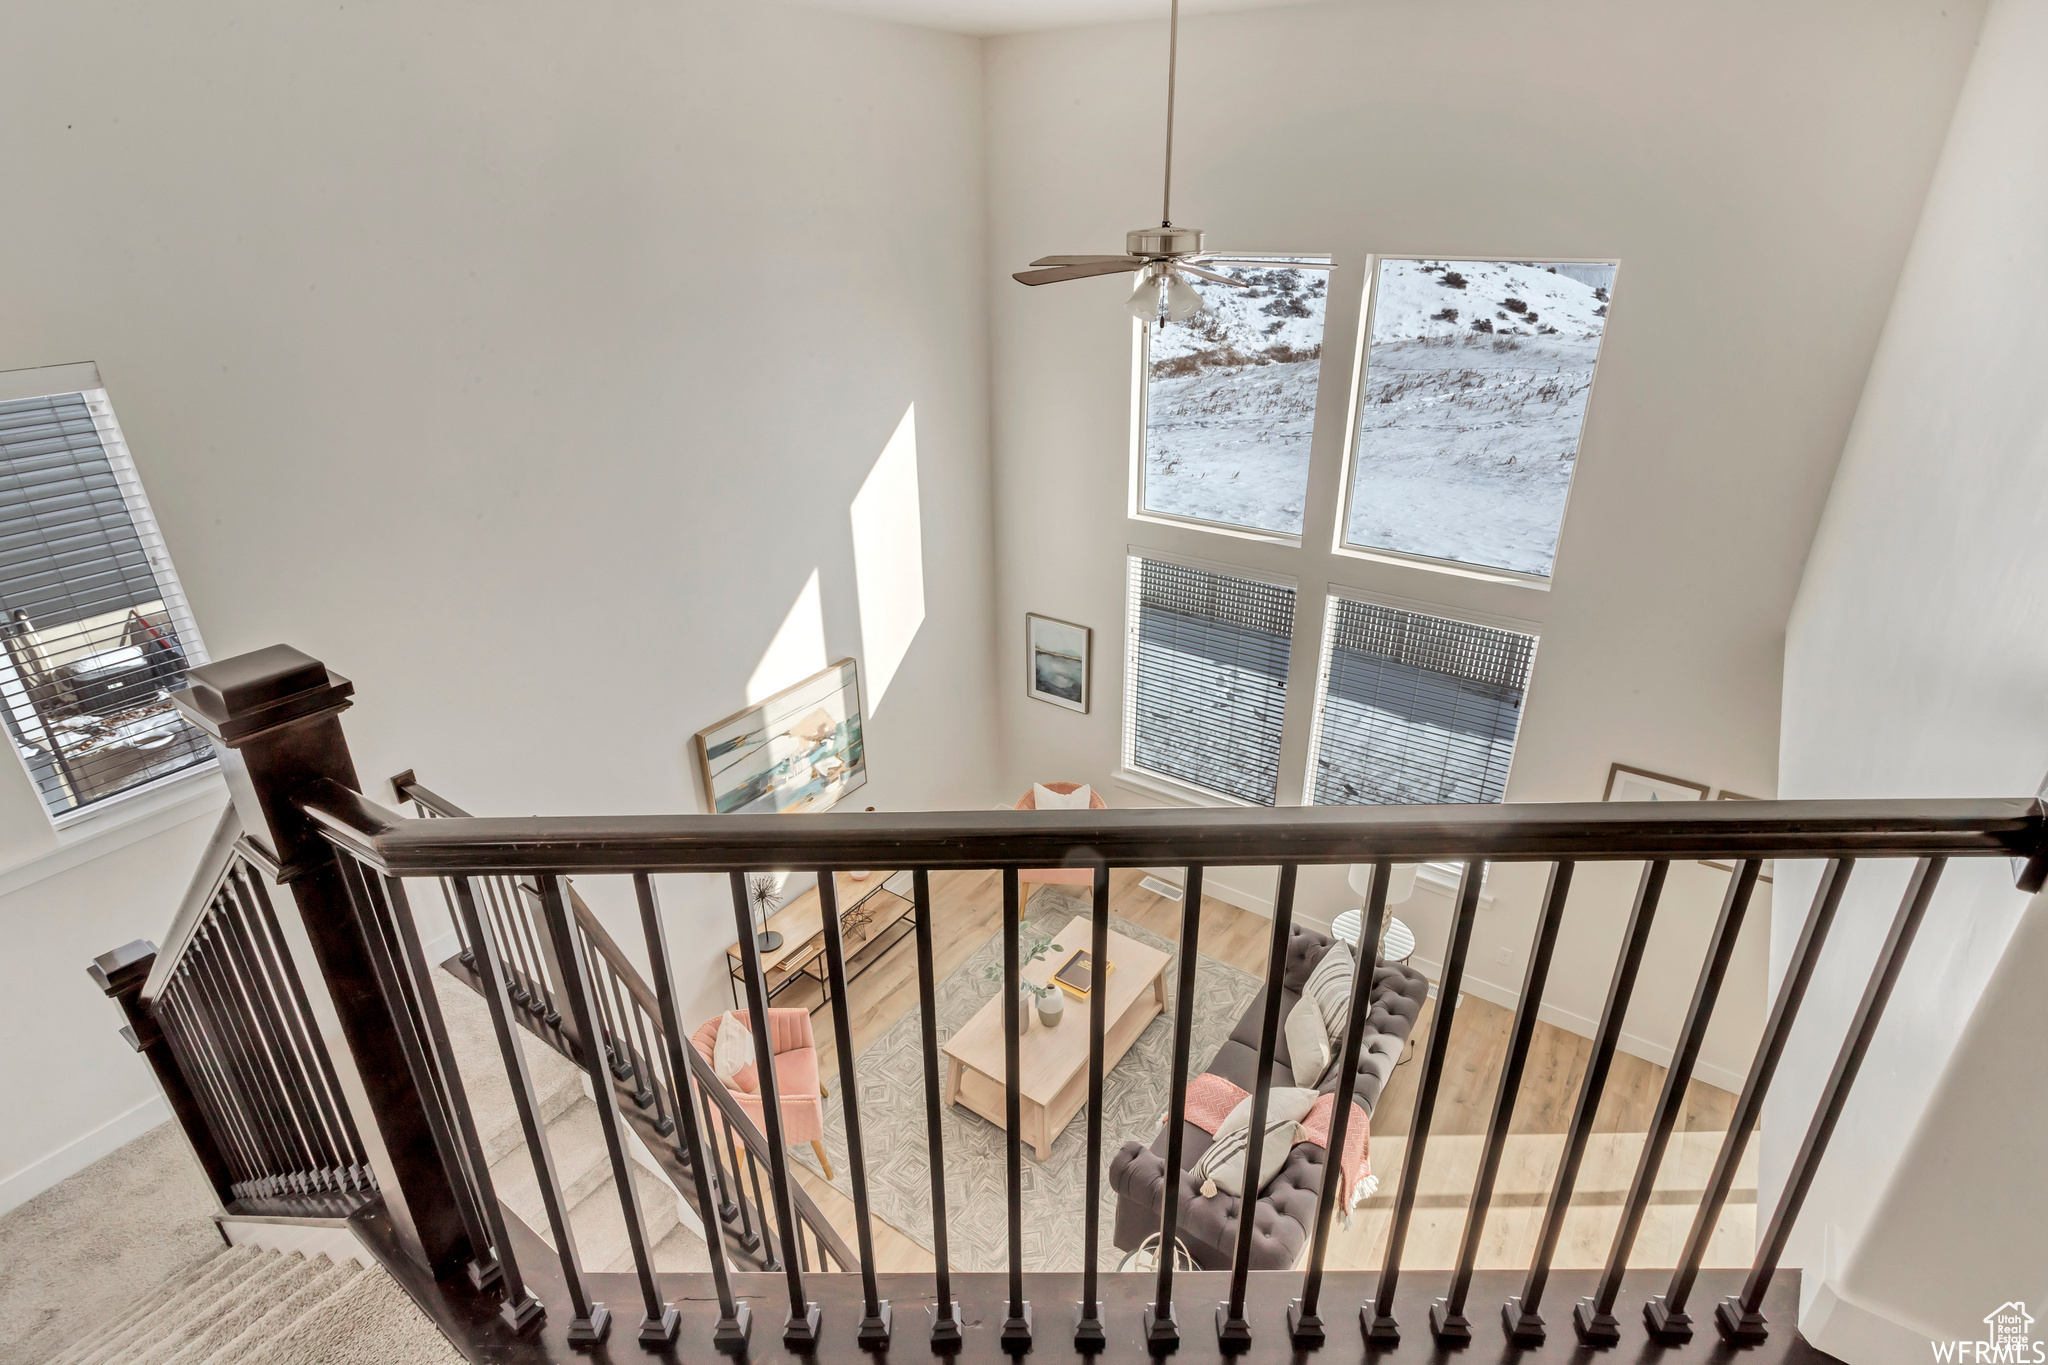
[
  {"left": 1175, "top": 263, "right": 1250, "bottom": 288},
  {"left": 1029, "top": 255, "right": 1147, "bottom": 267},
  {"left": 1014, "top": 259, "right": 1148, "bottom": 286}
]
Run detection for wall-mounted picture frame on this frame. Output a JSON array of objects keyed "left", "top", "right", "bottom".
[
  {"left": 1703, "top": 790, "right": 1775, "bottom": 882},
  {"left": 1026, "top": 613, "right": 1091, "bottom": 713},
  {"left": 695, "top": 658, "right": 867, "bottom": 815},
  {"left": 1603, "top": 762, "right": 1710, "bottom": 804}
]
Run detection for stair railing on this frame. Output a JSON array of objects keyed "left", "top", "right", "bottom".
[
  {"left": 390, "top": 771, "right": 855, "bottom": 1281},
  {"left": 91, "top": 644, "right": 2048, "bottom": 1360}
]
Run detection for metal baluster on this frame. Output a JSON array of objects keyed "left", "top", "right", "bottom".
[
  {"left": 333, "top": 856, "right": 494, "bottom": 1268},
  {"left": 1076, "top": 863, "right": 1111, "bottom": 1350},
  {"left": 1290, "top": 860, "right": 1387, "bottom": 1345},
  {"left": 1219, "top": 864, "right": 1299, "bottom": 1352},
  {"left": 1505, "top": 858, "right": 1669, "bottom": 1345},
  {"left": 1000, "top": 867, "right": 1032, "bottom": 1352},
  {"left": 634, "top": 872, "right": 750, "bottom": 1354},
  {"left": 481, "top": 874, "right": 532, "bottom": 1010},
  {"left": 158, "top": 993, "right": 255, "bottom": 1196},
  {"left": 541, "top": 875, "right": 678, "bottom": 1345},
  {"left": 169, "top": 973, "right": 264, "bottom": 1196},
  {"left": 215, "top": 873, "right": 341, "bottom": 1190},
  {"left": 440, "top": 875, "right": 473, "bottom": 965},
  {"left": 744, "top": 1147, "right": 778, "bottom": 1270},
  {"left": 818, "top": 871, "right": 891, "bottom": 1345},
  {"left": 238, "top": 867, "right": 372, "bottom": 1189},
  {"left": 191, "top": 916, "right": 310, "bottom": 1193},
  {"left": 153, "top": 999, "right": 242, "bottom": 1194},
  {"left": 728, "top": 871, "right": 819, "bottom": 1346},
  {"left": 380, "top": 871, "right": 517, "bottom": 1292},
  {"left": 1718, "top": 856, "right": 1944, "bottom": 1345},
  {"left": 1430, "top": 861, "right": 1573, "bottom": 1342},
  {"left": 576, "top": 928, "right": 623, "bottom": 1077},
  {"left": 708, "top": 1096, "right": 746, "bottom": 1230},
  {"left": 911, "top": 869, "right": 961, "bottom": 1349},
  {"left": 182, "top": 961, "right": 280, "bottom": 1196},
  {"left": 512, "top": 877, "right": 562, "bottom": 1024},
  {"left": 1146, "top": 865, "right": 1205, "bottom": 1352},
  {"left": 1366, "top": 859, "right": 1482, "bottom": 1344},
  {"left": 192, "top": 930, "right": 301, "bottom": 1192},
  {"left": 1647, "top": 857, "right": 1855, "bottom": 1342},
  {"left": 1577, "top": 859, "right": 1761, "bottom": 1344},
  {"left": 621, "top": 973, "right": 660, "bottom": 1108},
  {"left": 448, "top": 876, "right": 561, "bottom": 1335}
]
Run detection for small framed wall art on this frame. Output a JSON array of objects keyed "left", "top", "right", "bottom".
[
  {"left": 1603, "top": 763, "right": 1709, "bottom": 804},
  {"left": 695, "top": 659, "right": 868, "bottom": 815},
  {"left": 1026, "top": 613, "right": 1091, "bottom": 713}
]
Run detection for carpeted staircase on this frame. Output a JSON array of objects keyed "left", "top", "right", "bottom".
[
  {"left": 39, "top": 1245, "right": 460, "bottom": 1365},
  {"left": 432, "top": 966, "right": 711, "bottom": 1274}
]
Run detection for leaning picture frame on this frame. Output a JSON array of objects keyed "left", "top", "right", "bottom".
[
  {"left": 1025, "top": 613, "right": 1091, "bottom": 713},
  {"left": 695, "top": 659, "right": 868, "bottom": 815},
  {"left": 1602, "top": 762, "right": 1709, "bottom": 804},
  {"left": 1703, "top": 790, "right": 1776, "bottom": 882}
]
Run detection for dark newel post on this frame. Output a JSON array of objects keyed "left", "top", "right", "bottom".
[
  {"left": 170, "top": 645, "right": 472, "bottom": 1274},
  {"left": 90, "top": 939, "right": 236, "bottom": 1206}
]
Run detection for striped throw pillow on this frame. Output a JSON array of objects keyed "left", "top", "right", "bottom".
[{"left": 1302, "top": 940, "right": 1356, "bottom": 1053}]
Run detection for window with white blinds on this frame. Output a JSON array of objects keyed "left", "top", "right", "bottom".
[
  {"left": 1123, "top": 553, "right": 1296, "bottom": 805},
  {"left": 1307, "top": 593, "right": 1534, "bottom": 806},
  {"left": 0, "top": 378, "right": 212, "bottom": 820}
]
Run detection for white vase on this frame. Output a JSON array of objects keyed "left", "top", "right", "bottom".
[{"left": 1037, "top": 990, "right": 1065, "bottom": 1028}]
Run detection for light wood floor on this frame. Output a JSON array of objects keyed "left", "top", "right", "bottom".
[{"left": 771, "top": 869, "right": 1753, "bottom": 1277}]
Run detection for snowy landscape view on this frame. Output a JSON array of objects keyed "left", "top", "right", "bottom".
[
  {"left": 1140, "top": 261, "right": 1328, "bottom": 536},
  {"left": 1346, "top": 259, "right": 1615, "bottom": 576}
]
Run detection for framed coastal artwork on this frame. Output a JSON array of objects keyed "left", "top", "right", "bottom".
[
  {"left": 1026, "top": 613, "right": 1091, "bottom": 713},
  {"left": 1602, "top": 763, "right": 1709, "bottom": 804},
  {"left": 695, "top": 659, "right": 868, "bottom": 815}
]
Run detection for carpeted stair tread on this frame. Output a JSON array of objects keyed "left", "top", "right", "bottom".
[
  {"left": 431, "top": 970, "right": 585, "bottom": 1168},
  {"left": 566, "top": 1154, "right": 683, "bottom": 1274},
  {"left": 47, "top": 1247, "right": 459, "bottom": 1365},
  {"left": 185, "top": 1257, "right": 359, "bottom": 1365},
  {"left": 488, "top": 1094, "right": 618, "bottom": 1224},
  {"left": 41, "top": 1246, "right": 267, "bottom": 1365},
  {"left": 647, "top": 1220, "right": 713, "bottom": 1273}
]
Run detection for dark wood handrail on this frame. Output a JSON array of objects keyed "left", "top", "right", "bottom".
[{"left": 311, "top": 780, "right": 2048, "bottom": 875}]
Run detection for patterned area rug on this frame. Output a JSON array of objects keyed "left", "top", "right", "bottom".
[{"left": 793, "top": 889, "right": 1260, "bottom": 1270}]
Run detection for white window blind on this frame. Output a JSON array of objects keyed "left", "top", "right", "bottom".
[
  {"left": 1123, "top": 554, "right": 1296, "bottom": 805},
  {"left": 1307, "top": 594, "right": 1534, "bottom": 806},
  {"left": 0, "top": 385, "right": 212, "bottom": 819}
]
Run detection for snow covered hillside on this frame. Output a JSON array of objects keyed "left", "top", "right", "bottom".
[
  {"left": 1142, "top": 263, "right": 1328, "bottom": 535},
  {"left": 1345, "top": 259, "right": 1615, "bottom": 576}
]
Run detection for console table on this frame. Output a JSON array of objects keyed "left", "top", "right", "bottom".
[{"left": 725, "top": 870, "right": 915, "bottom": 1013}]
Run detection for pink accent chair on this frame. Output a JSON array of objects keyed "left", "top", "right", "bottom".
[
  {"left": 690, "top": 1008, "right": 833, "bottom": 1179},
  {"left": 1015, "top": 781, "right": 1109, "bottom": 900}
]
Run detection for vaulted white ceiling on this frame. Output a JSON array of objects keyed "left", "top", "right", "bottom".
[{"left": 790, "top": 0, "right": 1308, "bottom": 37}]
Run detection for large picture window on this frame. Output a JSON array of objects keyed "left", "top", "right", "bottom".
[
  {"left": 1123, "top": 553, "right": 1296, "bottom": 805},
  {"left": 1138, "top": 257, "right": 1330, "bottom": 538},
  {"left": 1307, "top": 593, "right": 1534, "bottom": 806},
  {"left": 1343, "top": 258, "right": 1615, "bottom": 578},
  {"left": 0, "top": 373, "right": 212, "bottom": 820}
]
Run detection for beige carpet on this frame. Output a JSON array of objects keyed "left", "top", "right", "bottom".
[{"left": 0, "top": 1121, "right": 224, "bottom": 1365}]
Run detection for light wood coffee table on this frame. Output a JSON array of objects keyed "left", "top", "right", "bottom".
[{"left": 941, "top": 916, "right": 1170, "bottom": 1161}]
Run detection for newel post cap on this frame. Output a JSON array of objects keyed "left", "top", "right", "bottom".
[
  {"left": 89, "top": 939, "right": 157, "bottom": 996},
  {"left": 171, "top": 645, "right": 355, "bottom": 746}
]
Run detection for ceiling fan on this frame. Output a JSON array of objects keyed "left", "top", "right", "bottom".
[{"left": 1011, "top": 0, "right": 1244, "bottom": 323}]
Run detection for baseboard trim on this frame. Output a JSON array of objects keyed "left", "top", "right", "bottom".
[
  {"left": 1800, "top": 1276, "right": 1949, "bottom": 1362},
  {"left": 0, "top": 1093, "right": 168, "bottom": 1216}
]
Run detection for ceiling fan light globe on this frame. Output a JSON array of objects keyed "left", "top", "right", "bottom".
[
  {"left": 1163, "top": 270, "right": 1204, "bottom": 321},
  {"left": 1125, "top": 272, "right": 1165, "bottom": 322}
]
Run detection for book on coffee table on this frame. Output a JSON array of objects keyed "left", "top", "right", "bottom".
[{"left": 1052, "top": 948, "right": 1114, "bottom": 998}]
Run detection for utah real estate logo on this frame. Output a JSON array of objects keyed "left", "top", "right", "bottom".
[{"left": 1932, "top": 1302, "right": 2041, "bottom": 1362}]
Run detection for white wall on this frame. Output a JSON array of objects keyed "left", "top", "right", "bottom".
[
  {"left": 1773, "top": 0, "right": 2048, "bottom": 1351},
  {"left": 984, "top": 0, "right": 1981, "bottom": 1084},
  {"left": 0, "top": 0, "right": 997, "bottom": 1201}
]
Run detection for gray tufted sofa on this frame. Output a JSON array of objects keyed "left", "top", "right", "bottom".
[{"left": 1108, "top": 923, "right": 1429, "bottom": 1271}]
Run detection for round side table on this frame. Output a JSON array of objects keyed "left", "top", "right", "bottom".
[{"left": 1330, "top": 908, "right": 1416, "bottom": 963}]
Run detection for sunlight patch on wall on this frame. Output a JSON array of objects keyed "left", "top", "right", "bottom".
[
  {"left": 850, "top": 404, "right": 926, "bottom": 711},
  {"left": 746, "top": 568, "right": 827, "bottom": 703}
]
